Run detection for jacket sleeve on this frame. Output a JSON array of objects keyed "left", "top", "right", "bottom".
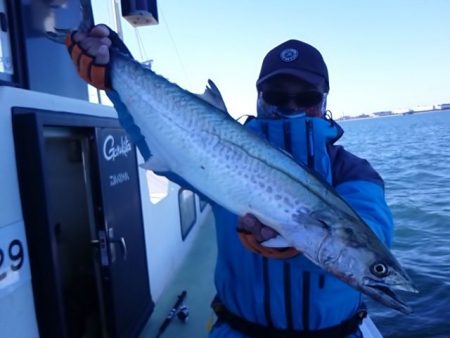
[
  {"left": 106, "top": 89, "right": 152, "bottom": 161},
  {"left": 329, "top": 145, "right": 394, "bottom": 247}
]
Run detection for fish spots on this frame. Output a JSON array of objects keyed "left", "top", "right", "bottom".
[
  {"left": 200, "top": 165, "right": 206, "bottom": 170},
  {"left": 266, "top": 186, "right": 273, "bottom": 193},
  {"left": 291, "top": 206, "right": 310, "bottom": 223},
  {"left": 292, "top": 212, "right": 305, "bottom": 223},
  {"left": 275, "top": 194, "right": 282, "bottom": 200},
  {"left": 283, "top": 197, "right": 294, "bottom": 208}
]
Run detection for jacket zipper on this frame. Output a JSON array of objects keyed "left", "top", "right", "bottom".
[
  {"left": 262, "top": 257, "right": 274, "bottom": 327},
  {"left": 283, "top": 262, "right": 294, "bottom": 330},
  {"left": 306, "top": 119, "right": 314, "bottom": 168}
]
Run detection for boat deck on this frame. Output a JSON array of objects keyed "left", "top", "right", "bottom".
[
  {"left": 140, "top": 210, "right": 217, "bottom": 338},
  {"left": 138, "top": 209, "right": 382, "bottom": 338}
]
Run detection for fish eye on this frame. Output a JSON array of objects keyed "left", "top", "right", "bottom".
[{"left": 371, "top": 262, "right": 389, "bottom": 277}]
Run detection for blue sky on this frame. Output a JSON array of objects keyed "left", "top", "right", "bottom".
[{"left": 94, "top": 1, "right": 450, "bottom": 118}]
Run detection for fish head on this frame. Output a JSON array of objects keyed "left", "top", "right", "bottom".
[
  {"left": 338, "top": 245, "right": 418, "bottom": 314},
  {"left": 315, "top": 217, "right": 419, "bottom": 314},
  {"left": 361, "top": 252, "right": 418, "bottom": 314}
]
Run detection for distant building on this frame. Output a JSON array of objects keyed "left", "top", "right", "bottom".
[
  {"left": 412, "top": 105, "right": 435, "bottom": 112},
  {"left": 355, "top": 114, "right": 372, "bottom": 119},
  {"left": 337, "top": 102, "right": 450, "bottom": 121},
  {"left": 373, "top": 111, "right": 394, "bottom": 117}
]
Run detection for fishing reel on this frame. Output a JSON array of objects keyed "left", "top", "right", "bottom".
[
  {"left": 156, "top": 290, "right": 189, "bottom": 337},
  {"left": 176, "top": 304, "right": 189, "bottom": 322}
]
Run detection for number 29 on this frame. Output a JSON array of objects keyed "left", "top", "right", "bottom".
[{"left": 0, "top": 240, "right": 24, "bottom": 281}]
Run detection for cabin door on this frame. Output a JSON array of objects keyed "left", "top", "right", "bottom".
[
  {"left": 43, "top": 129, "right": 107, "bottom": 338},
  {"left": 13, "top": 110, "right": 153, "bottom": 338},
  {"left": 93, "top": 127, "right": 153, "bottom": 338}
]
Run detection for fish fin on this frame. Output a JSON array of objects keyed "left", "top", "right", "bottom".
[
  {"left": 260, "top": 235, "right": 291, "bottom": 248},
  {"left": 196, "top": 79, "right": 228, "bottom": 112},
  {"left": 139, "top": 155, "right": 170, "bottom": 172}
]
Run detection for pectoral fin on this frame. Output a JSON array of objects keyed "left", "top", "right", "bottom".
[
  {"left": 139, "top": 155, "right": 170, "bottom": 172},
  {"left": 261, "top": 235, "right": 291, "bottom": 248}
]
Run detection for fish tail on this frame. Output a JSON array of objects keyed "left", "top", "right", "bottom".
[
  {"left": 79, "top": 0, "right": 95, "bottom": 33},
  {"left": 46, "top": 0, "right": 94, "bottom": 43}
]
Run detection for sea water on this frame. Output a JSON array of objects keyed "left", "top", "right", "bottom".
[{"left": 338, "top": 110, "right": 450, "bottom": 338}]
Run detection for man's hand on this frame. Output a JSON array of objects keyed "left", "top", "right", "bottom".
[
  {"left": 73, "top": 25, "right": 112, "bottom": 65},
  {"left": 65, "top": 25, "right": 114, "bottom": 90},
  {"left": 237, "top": 214, "right": 299, "bottom": 259},
  {"left": 238, "top": 214, "right": 279, "bottom": 242}
]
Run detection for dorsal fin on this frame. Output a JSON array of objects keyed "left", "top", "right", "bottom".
[{"left": 196, "top": 79, "right": 228, "bottom": 112}]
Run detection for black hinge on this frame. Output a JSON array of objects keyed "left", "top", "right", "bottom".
[{"left": 0, "top": 13, "right": 7, "bottom": 32}]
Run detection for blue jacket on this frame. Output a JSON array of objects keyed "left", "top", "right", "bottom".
[
  {"left": 107, "top": 91, "right": 393, "bottom": 336},
  {"left": 209, "top": 116, "right": 393, "bottom": 337}
]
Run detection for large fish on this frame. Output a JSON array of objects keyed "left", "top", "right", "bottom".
[
  {"left": 110, "top": 54, "right": 417, "bottom": 313},
  {"left": 52, "top": 1, "right": 417, "bottom": 314}
]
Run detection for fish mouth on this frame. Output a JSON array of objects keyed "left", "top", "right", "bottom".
[
  {"left": 367, "top": 284, "right": 412, "bottom": 314},
  {"left": 363, "top": 278, "right": 418, "bottom": 314}
]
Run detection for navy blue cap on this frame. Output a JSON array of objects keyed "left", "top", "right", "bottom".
[{"left": 256, "top": 39, "right": 329, "bottom": 93}]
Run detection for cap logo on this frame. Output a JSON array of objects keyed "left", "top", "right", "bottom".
[{"left": 280, "top": 48, "right": 298, "bottom": 62}]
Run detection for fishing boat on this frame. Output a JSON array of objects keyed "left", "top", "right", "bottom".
[{"left": 0, "top": 1, "right": 383, "bottom": 337}]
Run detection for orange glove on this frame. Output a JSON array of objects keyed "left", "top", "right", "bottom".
[
  {"left": 65, "top": 25, "right": 132, "bottom": 90},
  {"left": 65, "top": 29, "right": 110, "bottom": 90},
  {"left": 237, "top": 214, "right": 299, "bottom": 259}
]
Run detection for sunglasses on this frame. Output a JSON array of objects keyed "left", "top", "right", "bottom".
[{"left": 262, "top": 91, "right": 323, "bottom": 108}]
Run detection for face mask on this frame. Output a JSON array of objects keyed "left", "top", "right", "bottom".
[{"left": 257, "top": 93, "right": 327, "bottom": 119}]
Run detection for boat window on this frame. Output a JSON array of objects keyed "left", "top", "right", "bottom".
[{"left": 178, "top": 189, "right": 196, "bottom": 240}]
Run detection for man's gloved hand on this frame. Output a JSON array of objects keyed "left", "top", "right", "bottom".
[
  {"left": 65, "top": 24, "right": 132, "bottom": 90},
  {"left": 237, "top": 214, "right": 299, "bottom": 259},
  {"left": 65, "top": 25, "right": 112, "bottom": 89}
]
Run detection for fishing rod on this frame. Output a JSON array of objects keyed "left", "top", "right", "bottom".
[{"left": 156, "top": 290, "right": 188, "bottom": 337}]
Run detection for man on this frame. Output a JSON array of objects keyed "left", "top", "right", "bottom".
[{"left": 67, "top": 26, "right": 393, "bottom": 337}]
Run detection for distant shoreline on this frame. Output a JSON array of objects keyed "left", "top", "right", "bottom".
[{"left": 337, "top": 108, "right": 450, "bottom": 122}]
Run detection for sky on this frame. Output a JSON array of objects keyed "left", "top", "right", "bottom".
[{"left": 94, "top": 0, "right": 450, "bottom": 118}]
